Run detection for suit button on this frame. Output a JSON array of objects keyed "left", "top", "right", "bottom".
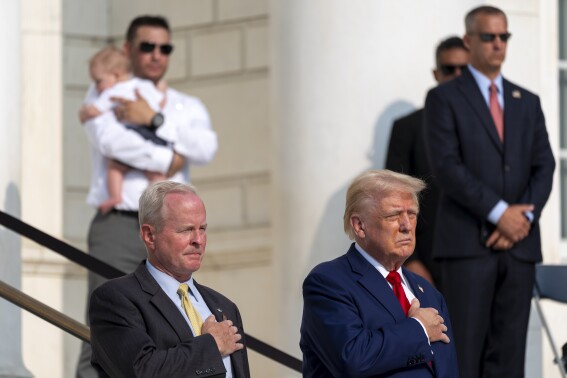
[{"left": 504, "top": 164, "right": 511, "bottom": 172}]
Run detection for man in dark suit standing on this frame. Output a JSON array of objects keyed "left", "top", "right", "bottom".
[
  {"left": 301, "top": 170, "right": 459, "bottom": 377},
  {"left": 89, "top": 181, "right": 250, "bottom": 378},
  {"left": 424, "top": 6, "right": 555, "bottom": 378},
  {"left": 386, "top": 36, "right": 469, "bottom": 286}
]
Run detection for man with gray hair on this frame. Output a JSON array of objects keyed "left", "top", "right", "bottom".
[
  {"left": 300, "top": 170, "right": 458, "bottom": 377},
  {"left": 88, "top": 181, "right": 250, "bottom": 377}
]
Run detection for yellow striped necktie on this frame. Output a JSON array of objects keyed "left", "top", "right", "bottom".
[{"left": 177, "top": 283, "right": 204, "bottom": 336}]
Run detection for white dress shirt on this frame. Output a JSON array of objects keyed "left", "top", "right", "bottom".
[{"left": 83, "top": 82, "right": 218, "bottom": 210}]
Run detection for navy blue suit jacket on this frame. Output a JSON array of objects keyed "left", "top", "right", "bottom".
[
  {"left": 424, "top": 68, "right": 555, "bottom": 261},
  {"left": 300, "top": 244, "right": 459, "bottom": 377}
]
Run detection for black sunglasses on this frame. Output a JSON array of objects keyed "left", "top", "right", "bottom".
[
  {"left": 439, "top": 64, "right": 467, "bottom": 76},
  {"left": 139, "top": 41, "right": 174, "bottom": 55},
  {"left": 476, "top": 32, "right": 512, "bottom": 43}
]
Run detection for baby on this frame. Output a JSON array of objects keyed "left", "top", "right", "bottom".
[{"left": 80, "top": 46, "right": 168, "bottom": 214}]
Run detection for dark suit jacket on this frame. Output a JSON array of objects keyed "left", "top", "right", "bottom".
[
  {"left": 386, "top": 108, "right": 441, "bottom": 282},
  {"left": 89, "top": 262, "right": 250, "bottom": 378},
  {"left": 424, "top": 68, "right": 555, "bottom": 261},
  {"left": 300, "top": 244, "right": 459, "bottom": 377}
]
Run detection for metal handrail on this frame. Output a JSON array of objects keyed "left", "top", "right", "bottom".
[
  {"left": 0, "top": 279, "right": 90, "bottom": 343},
  {"left": 0, "top": 210, "right": 302, "bottom": 372}
]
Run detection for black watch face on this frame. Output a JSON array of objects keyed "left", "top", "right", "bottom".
[{"left": 152, "top": 113, "right": 164, "bottom": 127}]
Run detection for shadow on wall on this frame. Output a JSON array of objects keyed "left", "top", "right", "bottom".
[
  {"left": 1, "top": 182, "right": 22, "bottom": 267},
  {"left": 305, "top": 100, "right": 416, "bottom": 275}
]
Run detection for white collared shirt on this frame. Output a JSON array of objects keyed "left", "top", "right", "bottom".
[
  {"left": 145, "top": 260, "right": 233, "bottom": 378},
  {"left": 83, "top": 84, "right": 217, "bottom": 210}
]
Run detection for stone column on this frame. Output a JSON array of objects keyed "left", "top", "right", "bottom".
[
  {"left": 0, "top": 1, "right": 32, "bottom": 377},
  {"left": 271, "top": 1, "right": 482, "bottom": 376}
]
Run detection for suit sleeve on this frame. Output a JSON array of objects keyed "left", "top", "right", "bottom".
[
  {"left": 89, "top": 284, "right": 226, "bottom": 378},
  {"left": 424, "top": 88, "right": 502, "bottom": 219},
  {"left": 385, "top": 118, "right": 414, "bottom": 174},
  {"left": 518, "top": 96, "right": 555, "bottom": 222},
  {"left": 301, "top": 270, "right": 432, "bottom": 377}
]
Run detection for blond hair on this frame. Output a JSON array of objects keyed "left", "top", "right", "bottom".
[
  {"left": 343, "top": 170, "right": 426, "bottom": 239},
  {"left": 89, "top": 46, "right": 131, "bottom": 76}
]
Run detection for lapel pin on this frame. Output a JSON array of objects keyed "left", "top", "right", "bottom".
[
  {"left": 512, "top": 90, "right": 521, "bottom": 99},
  {"left": 418, "top": 285, "right": 424, "bottom": 293}
]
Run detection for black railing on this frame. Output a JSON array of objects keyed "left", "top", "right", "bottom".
[{"left": 0, "top": 210, "right": 302, "bottom": 373}]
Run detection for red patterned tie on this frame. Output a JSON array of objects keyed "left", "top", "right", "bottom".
[
  {"left": 386, "top": 271, "right": 411, "bottom": 316},
  {"left": 489, "top": 82, "right": 504, "bottom": 142}
]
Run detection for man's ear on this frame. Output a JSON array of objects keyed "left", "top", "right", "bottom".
[
  {"left": 140, "top": 224, "right": 156, "bottom": 247},
  {"left": 350, "top": 215, "right": 366, "bottom": 238},
  {"left": 123, "top": 41, "right": 132, "bottom": 58},
  {"left": 463, "top": 33, "right": 471, "bottom": 50}
]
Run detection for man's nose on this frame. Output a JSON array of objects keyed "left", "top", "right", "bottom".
[{"left": 399, "top": 214, "right": 412, "bottom": 231}]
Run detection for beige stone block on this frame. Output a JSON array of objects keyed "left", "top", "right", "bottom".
[
  {"left": 191, "top": 28, "right": 242, "bottom": 77},
  {"left": 245, "top": 180, "right": 270, "bottom": 226},
  {"left": 22, "top": 0, "right": 62, "bottom": 32},
  {"left": 199, "top": 185, "right": 243, "bottom": 230},
  {"left": 180, "top": 77, "right": 270, "bottom": 180},
  {"left": 64, "top": 44, "right": 101, "bottom": 86},
  {"left": 164, "top": 35, "right": 187, "bottom": 81},
  {"left": 217, "top": 0, "right": 268, "bottom": 21},
  {"left": 62, "top": 0, "right": 109, "bottom": 36},
  {"left": 245, "top": 22, "right": 269, "bottom": 70},
  {"left": 109, "top": 0, "right": 214, "bottom": 36},
  {"left": 64, "top": 92, "right": 91, "bottom": 188},
  {"left": 204, "top": 226, "right": 271, "bottom": 267}
]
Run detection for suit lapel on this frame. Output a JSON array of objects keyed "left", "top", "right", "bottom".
[
  {"left": 197, "top": 281, "right": 247, "bottom": 378},
  {"left": 457, "top": 69, "right": 503, "bottom": 153},
  {"left": 346, "top": 246, "right": 406, "bottom": 319},
  {"left": 502, "top": 79, "right": 523, "bottom": 157},
  {"left": 134, "top": 263, "right": 193, "bottom": 343},
  {"left": 196, "top": 282, "right": 226, "bottom": 322}
]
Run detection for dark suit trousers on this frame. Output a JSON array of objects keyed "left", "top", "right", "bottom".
[
  {"left": 440, "top": 252, "right": 535, "bottom": 378},
  {"left": 76, "top": 211, "right": 147, "bottom": 378}
]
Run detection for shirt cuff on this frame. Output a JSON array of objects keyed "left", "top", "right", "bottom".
[
  {"left": 524, "top": 211, "right": 534, "bottom": 223},
  {"left": 487, "top": 200, "right": 508, "bottom": 225},
  {"left": 411, "top": 317, "right": 431, "bottom": 345}
]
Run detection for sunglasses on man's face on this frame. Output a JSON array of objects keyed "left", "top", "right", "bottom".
[
  {"left": 438, "top": 64, "right": 468, "bottom": 76},
  {"left": 476, "top": 32, "right": 512, "bottom": 43},
  {"left": 138, "top": 41, "right": 174, "bottom": 55}
]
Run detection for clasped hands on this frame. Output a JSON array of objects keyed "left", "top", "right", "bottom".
[
  {"left": 486, "top": 204, "right": 534, "bottom": 250},
  {"left": 409, "top": 299, "right": 450, "bottom": 344},
  {"left": 201, "top": 316, "right": 244, "bottom": 357}
]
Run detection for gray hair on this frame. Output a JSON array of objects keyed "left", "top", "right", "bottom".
[
  {"left": 343, "top": 170, "right": 426, "bottom": 240},
  {"left": 465, "top": 6, "right": 507, "bottom": 33},
  {"left": 139, "top": 181, "right": 198, "bottom": 231}
]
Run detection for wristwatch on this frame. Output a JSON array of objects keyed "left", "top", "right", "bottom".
[{"left": 150, "top": 112, "right": 164, "bottom": 128}]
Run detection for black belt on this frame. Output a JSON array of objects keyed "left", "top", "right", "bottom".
[{"left": 109, "top": 209, "right": 139, "bottom": 218}]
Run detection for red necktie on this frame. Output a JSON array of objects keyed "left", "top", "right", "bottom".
[
  {"left": 386, "top": 271, "right": 411, "bottom": 316},
  {"left": 489, "top": 82, "right": 504, "bottom": 142}
]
